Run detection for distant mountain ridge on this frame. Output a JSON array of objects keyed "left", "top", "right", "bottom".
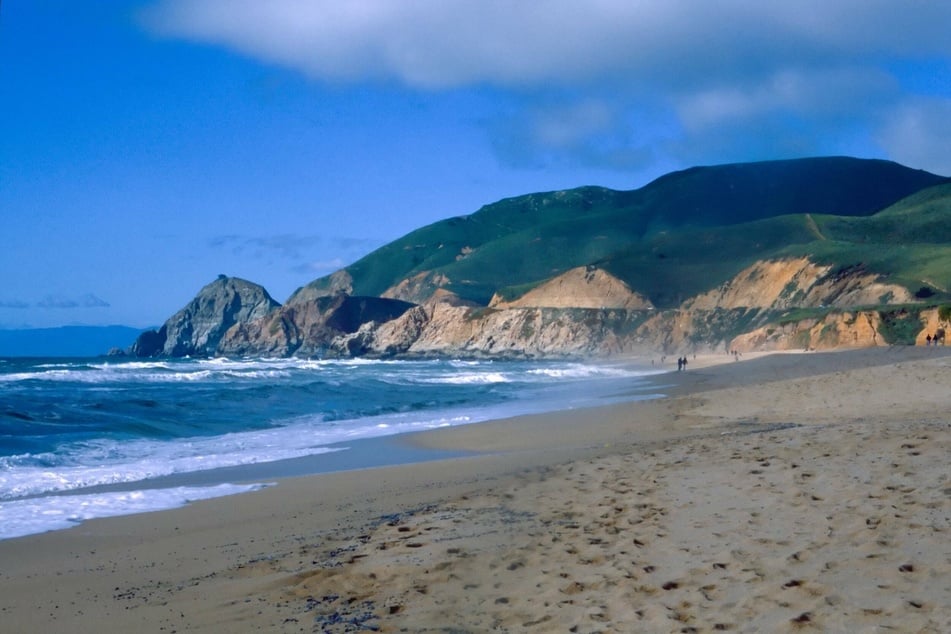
[{"left": 127, "top": 156, "right": 951, "bottom": 358}]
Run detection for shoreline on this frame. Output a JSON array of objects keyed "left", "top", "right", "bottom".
[
  {"left": 1, "top": 346, "right": 949, "bottom": 632},
  {"left": 13, "top": 357, "right": 668, "bottom": 505},
  {"left": 66, "top": 346, "right": 940, "bottom": 493}
]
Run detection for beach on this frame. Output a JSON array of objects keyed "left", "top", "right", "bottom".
[{"left": 1, "top": 347, "right": 949, "bottom": 632}]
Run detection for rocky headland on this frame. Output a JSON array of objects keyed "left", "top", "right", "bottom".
[
  {"left": 123, "top": 157, "right": 951, "bottom": 359},
  {"left": 125, "top": 261, "right": 948, "bottom": 360}
]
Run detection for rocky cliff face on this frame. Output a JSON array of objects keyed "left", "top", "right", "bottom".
[
  {"left": 355, "top": 295, "right": 652, "bottom": 358},
  {"left": 130, "top": 276, "right": 280, "bottom": 357},
  {"left": 287, "top": 270, "right": 354, "bottom": 305},
  {"left": 914, "top": 307, "right": 949, "bottom": 345},
  {"left": 683, "top": 257, "right": 913, "bottom": 311},
  {"left": 729, "top": 311, "right": 885, "bottom": 352},
  {"left": 133, "top": 256, "right": 943, "bottom": 359},
  {"left": 218, "top": 294, "right": 416, "bottom": 357},
  {"left": 382, "top": 271, "right": 452, "bottom": 304}
]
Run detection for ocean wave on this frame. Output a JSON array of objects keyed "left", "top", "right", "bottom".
[
  {"left": 0, "top": 435, "right": 341, "bottom": 499},
  {"left": 527, "top": 363, "right": 660, "bottom": 379},
  {"left": 419, "top": 372, "right": 511, "bottom": 385},
  {"left": 89, "top": 361, "right": 173, "bottom": 370},
  {"left": 0, "top": 482, "right": 270, "bottom": 540},
  {"left": 0, "top": 356, "right": 659, "bottom": 504},
  {"left": 0, "top": 365, "right": 296, "bottom": 384},
  {"left": 0, "top": 405, "right": 487, "bottom": 499}
]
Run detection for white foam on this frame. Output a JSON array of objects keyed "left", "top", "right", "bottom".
[
  {"left": 0, "top": 356, "right": 663, "bottom": 538},
  {"left": 0, "top": 482, "right": 269, "bottom": 540},
  {"left": 0, "top": 403, "right": 493, "bottom": 500},
  {"left": 0, "top": 434, "right": 342, "bottom": 499},
  {"left": 527, "top": 363, "right": 660, "bottom": 379},
  {"left": 421, "top": 371, "right": 511, "bottom": 385}
]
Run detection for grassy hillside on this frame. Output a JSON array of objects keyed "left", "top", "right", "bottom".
[
  {"left": 296, "top": 157, "right": 949, "bottom": 307},
  {"left": 790, "top": 183, "right": 951, "bottom": 295}
]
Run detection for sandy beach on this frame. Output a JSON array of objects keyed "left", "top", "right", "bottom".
[{"left": 1, "top": 347, "right": 949, "bottom": 633}]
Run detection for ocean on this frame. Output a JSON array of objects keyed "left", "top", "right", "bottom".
[{"left": 0, "top": 356, "right": 662, "bottom": 540}]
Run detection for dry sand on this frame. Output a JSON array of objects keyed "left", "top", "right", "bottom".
[{"left": 1, "top": 347, "right": 949, "bottom": 633}]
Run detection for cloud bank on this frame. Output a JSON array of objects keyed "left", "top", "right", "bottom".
[
  {"left": 145, "top": 0, "right": 951, "bottom": 175},
  {"left": 36, "top": 294, "right": 111, "bottom": 309},
  {"left": 210, "top": 234, "right": 380, "bottom": 275}
]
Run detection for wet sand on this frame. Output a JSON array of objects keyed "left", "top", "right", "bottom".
[{"left": 1, "top": 346, "right": 949, "bottom": 632}]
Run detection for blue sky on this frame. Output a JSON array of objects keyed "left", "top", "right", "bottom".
[{"left": 2, "top": 1, "right": 951, "bottom": 329}]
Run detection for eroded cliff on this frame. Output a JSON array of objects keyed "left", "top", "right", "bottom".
[
  {"left": 489, "top": 266, "right": 654, "bottom": 310},
  {"left": 132, "top": 256, "right": 946, "bottom": 359}
]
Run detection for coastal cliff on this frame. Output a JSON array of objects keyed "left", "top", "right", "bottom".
[
  {"left": 126, "top": 157, "right": 951, "bottom": 359},
  {"left": 130, "top": 276, "right": 280, "bottom": 357},
  {"left": 217, "top": 293, "right": 415, "bottom": 357},
  {"left": 128, "top": 258, "right": 949, "bottom": 358}
]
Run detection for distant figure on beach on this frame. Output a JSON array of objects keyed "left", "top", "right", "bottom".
[
  {"left": 926, "top": 334, "right": 932, "bottom": 346},
  {"left": 681, "top": 356, "right": 688, "bottom": 371},
  {"left": 677, "top": 357, "right": 683, "bottom": 371}
]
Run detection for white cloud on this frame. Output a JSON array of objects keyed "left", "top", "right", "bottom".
[
  {"left": 294, "top": 258, "right": 346, "bottom": 275},
  {"left": 143, "top": 1, "right": 951, "bottom": 89},
  {"left": 143, "top": 1, "right": 951, "bottom": 174},
  {"left": 36, "top": 294, "right": 110, "bottom": 309},
  {"left": 676, "top": 66, "right": 896, "bottom": 130}
]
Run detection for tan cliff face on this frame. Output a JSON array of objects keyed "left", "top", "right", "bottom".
[
  {"left": 382, "top": 271, "right": 452, "bottom": 304},
  {"left": 628, "top": 257, "right": 917, "bottom": 355},
  {"left": 684, "top": 257, "right": 913, "bottom": 311},
  {"left": 634, "top": 310, "right": 713, "bottom": 355},
  {"left": 361, "top": 295, "right": 652, "bottom": 357},
  {"left": 133, "top": 257, "right": 936, "bottom": 358},
  {"left": 914, "top": 307, "right": 950, "bottom": 345},
  {"left": 488, "top": 266, "right": 654, "bottom": 310},
  {"left": 729, "top": 311, "right": 885, "bottom": 353}
]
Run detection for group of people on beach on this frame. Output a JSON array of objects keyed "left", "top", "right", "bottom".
[
  {"left": 924, "top": 332, "right": 944, "bottom": 346},
  {"left": 676, "top": 356, "right": 688, "bottom": 371}
]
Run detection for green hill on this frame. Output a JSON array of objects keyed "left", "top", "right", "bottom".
[{"left": 295, "top": 157, "right": 949, "bottom": 308}]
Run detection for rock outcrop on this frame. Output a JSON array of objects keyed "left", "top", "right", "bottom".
[
  {"left": 357, "top": 294, "right": 652, "bottom": 358},
  {"left": 729, "top": 311, "right": 886, "bottom": 352},
  {"left": 489, "top": 266, "right": 654, "bottom": 310},
  {"left": 287, "top": 269, "right": 355, "bottom": 305},
  {"left": 382, "top": 271, "right": 452, "bottom": 304},
  {"left": 914, "top": 307, "right": 949, "bottom": 345},
  {"left": 218, "top": 294, "right": 416, "bottom": 357},
  {"left": 134, "top": 253, "right": 945, "bottom": 359},
  {"left": 130, "top": 276, "right": 280, "bottom": 357},
  {"left": 684, "top": 258, "right": 913, "bottom": 311}
]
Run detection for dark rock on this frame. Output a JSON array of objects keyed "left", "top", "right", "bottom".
[
  {"left": 129, "top": 325, "right": 167, "bottom": 358},
  {"left": 130, "top": 277, "right": 280, "bottom": 357}
]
